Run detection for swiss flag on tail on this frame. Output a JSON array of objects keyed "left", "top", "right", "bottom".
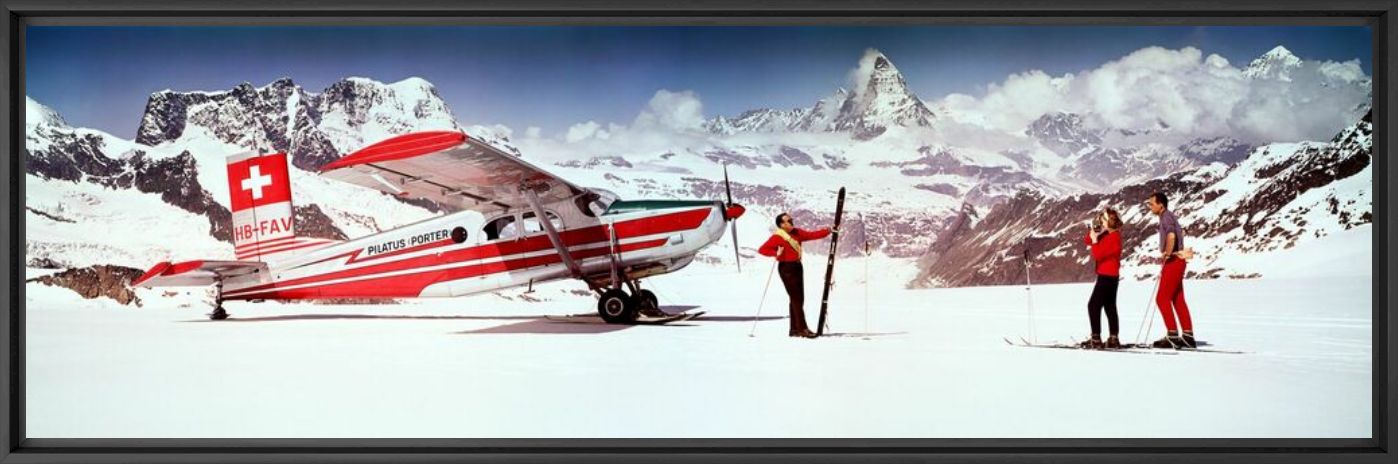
[
  {"left": 226, "top": 152, "right": 299, "bottom": 261},
  {"left": 227, "top": 153, "right": 292, "bottom": 212}
]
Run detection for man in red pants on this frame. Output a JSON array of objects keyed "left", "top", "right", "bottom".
[
  {"left": 757, "top": 212, "right": 831, "bottom": 338},
  {"left": 1147, "top": 192, "right": 1196, "bottom": 348}
]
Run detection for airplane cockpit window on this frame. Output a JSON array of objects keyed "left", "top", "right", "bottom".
[
  {"left": 577, "top": 188, "right": 620, "bottom": 217},
  {"left": 521, "top": 211, "right": 564, "bottom": 234},
  {"left": 483, "top": 215, "right": 518, "bottom": 241}
]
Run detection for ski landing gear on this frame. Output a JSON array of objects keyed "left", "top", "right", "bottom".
[
  {"left": 208, "top": 280, "right": 230, "bottom": 321},
  {"left": 594, "top": 281, "right": 667, "bottom": 324}
]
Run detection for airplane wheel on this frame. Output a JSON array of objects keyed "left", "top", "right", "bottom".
[
  {"left": 209, "top": 307, "right": 229, "bottom": 321},
  {"left": 597, "top": 289, "right": 637, "bottom": 324},
  {"left": 633, "top": 289, "right": 662, "bottom": 317}
]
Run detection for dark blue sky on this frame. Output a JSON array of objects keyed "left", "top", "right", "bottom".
[{"left": 26, "top": 26, "right": 1372, "bottom": 138}]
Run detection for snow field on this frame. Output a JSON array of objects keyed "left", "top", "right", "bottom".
[{"left": 27, "top": 248, "right": 1370, "bottom": 438}]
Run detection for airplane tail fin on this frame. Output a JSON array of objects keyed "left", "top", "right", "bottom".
[{"left": 225, "top": 151, "right": 328, "bottom": 261}]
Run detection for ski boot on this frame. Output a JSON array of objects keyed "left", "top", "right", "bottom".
[
  {"left": 1105, "top": 335, "right": 1121, "bottom": 349},
  {"left": 1180, "top": 331, "right": 1197, "bottom": 348},
  {"left": 1078, "top": 334, "right": 1104, "bottom": 349},
  {"left": 1151, "top": 331, "right": 1183, "bottom": 349}
]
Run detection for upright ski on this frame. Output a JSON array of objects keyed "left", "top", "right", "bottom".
[{"left": 815, "top": 187, "right": 846, "bottom": 337}]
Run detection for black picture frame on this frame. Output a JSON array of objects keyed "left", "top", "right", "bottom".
[{"left": 2, "top": 0, "right": 1393, "bottom": 462}]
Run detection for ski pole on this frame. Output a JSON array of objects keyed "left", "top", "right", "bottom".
[
  {"left": 1023, "top": 244, "right": 1037, "bottom": 344},
  {"left": 1134, "top": 271, "right": 1163, "bottom": 345},
  {"left": 863, "top": 239, "right": 870, "bottom": 339},
  {"left": 748, "top": 246, "right": 782, "bottom": 337}
]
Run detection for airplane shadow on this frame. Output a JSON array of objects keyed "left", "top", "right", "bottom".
[
  {"left": 176, "top": 304, "right": 789, "bottom": 335},
  {"left": 454, "top": 318, "right": 634, "bottom": 335},
  {"left": 179, "top": 314, "right": 546, "bottom": 323}
]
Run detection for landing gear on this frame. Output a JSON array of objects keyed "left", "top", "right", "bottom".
[
  {"left": 596, "top": 288, "right": 637, "bottom": 323},
  {"left": 632, "top": 289, "right": 662, "bottom": 317},
  {"left": 208, "top": 280, "right": 229, "bottom": 321}
]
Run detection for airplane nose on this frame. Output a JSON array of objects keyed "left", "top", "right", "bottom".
[{"left": 724, "top": 204, "right": 746, "bottom": 220}]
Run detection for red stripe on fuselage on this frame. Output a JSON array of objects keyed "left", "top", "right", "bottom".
[
  {"left": 235, "top": 235, "right": 299, "bottom": 251},
  {"left": 225, "top": 207, "right": 711, "bottom": 297},
  {"left": 229, "top": 238, "right": 669, "bottom": 300},
  {"left": 235, "top": 240, "right": 332, "bottom": 259}
]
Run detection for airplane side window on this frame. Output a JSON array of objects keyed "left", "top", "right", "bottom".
[
  {"left": 577, "top": 189, "right": 618, "bottom": 217},
  {"left": 576, "top": 193, "right": 599, "bottom": 218},
  {"left": 484, "top": 216, "right": 517, "bottom": 240},
  {"left": 521, "top": 212, "right": 564, "bottom": 234}
]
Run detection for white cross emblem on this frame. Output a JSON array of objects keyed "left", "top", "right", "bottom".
[{"left": 241, "top": 165, "right": 274, "bottom": 200}]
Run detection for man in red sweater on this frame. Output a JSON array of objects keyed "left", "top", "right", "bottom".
[
  {"left": 757, "top": 212, "right": 832, "bottom": 338},
  {"left": 1148, "top": 192, "right": 1196, "bottom": 349}
]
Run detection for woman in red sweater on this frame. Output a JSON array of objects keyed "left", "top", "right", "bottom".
[{"left": 1081, "top": 208, "right": 1123, "bottom": 349}]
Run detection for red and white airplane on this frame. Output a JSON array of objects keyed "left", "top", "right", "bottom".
[{"left": 133, "top": 131, "right": 745, "bottom": 323}]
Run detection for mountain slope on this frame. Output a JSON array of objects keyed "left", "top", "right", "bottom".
[{"left": 911, "top": 110, "right": 1371, "bottom": 288}]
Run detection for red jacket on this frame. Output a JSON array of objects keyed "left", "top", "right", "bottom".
[
  {"left": 1084, "top": 230, "right": 1121, "bottom": 277},
  {"left": 758, "top": 227, "right": 831, "bottom": 262}
]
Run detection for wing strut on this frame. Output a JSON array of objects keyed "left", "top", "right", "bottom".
[{"left": 522, "top": 187, "right": 585, "bottom": 281}]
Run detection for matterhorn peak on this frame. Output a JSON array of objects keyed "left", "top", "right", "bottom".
[
  {"left": 832, "top": 49, "right": 935, "bottom": 136},
  {"left": 850, "top": 49, "right": 905, "bottom": 98},
  {"left": 703, "top": 49, "right": 935, "bottom": 137}
]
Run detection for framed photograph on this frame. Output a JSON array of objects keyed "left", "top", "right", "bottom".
[{"left": 3, "top": 1, "right": 1394, "bottom": 463}]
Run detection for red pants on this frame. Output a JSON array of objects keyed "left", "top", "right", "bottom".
[{"left": 1156, "top": 258, "right": 1193, "bottom": 332}]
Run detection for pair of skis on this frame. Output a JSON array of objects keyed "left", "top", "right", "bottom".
[
  {"left": 1005, "top": 337, "right": 1245, "bottom": 355},
  {"left": 546, "top": 311, "right": 706, "bottom": 325}
]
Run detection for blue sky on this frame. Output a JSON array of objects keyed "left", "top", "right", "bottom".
[{"left": 25, "top": 26, "right": 1372, "bottom": 138}]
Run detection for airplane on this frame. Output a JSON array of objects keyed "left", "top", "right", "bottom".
[{"left": 132, "top": 130, "right": 746, "bottom": 323}]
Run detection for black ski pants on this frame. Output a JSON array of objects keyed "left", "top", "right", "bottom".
[
  {"left": 1088, "top": 274, "right": 1120, "bottom": 336},
  {"left": 778, "top": 262, "right": 810, "bottom": 333}
]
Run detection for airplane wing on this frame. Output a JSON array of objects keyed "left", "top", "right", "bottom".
[
  {"left": 132, "top": 260, "right": 268, "bottom": 287},
  {"left": 318, "top": 131, "right": 587, "bottom": 215}
]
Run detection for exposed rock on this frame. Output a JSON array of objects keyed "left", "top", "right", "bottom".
[
  {"left": 28, "top": 265, "right": 146, "bottom": 306},
  {"left": 915, "top": 183, "right": 960, "bottom": 197},
  {"left": 294, "top": 204, "right": 350, "bottom": 241}
]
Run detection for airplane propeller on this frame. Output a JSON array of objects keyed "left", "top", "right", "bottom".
[{"left": 721, "top": 164, "right": 745, "bottom": 272}]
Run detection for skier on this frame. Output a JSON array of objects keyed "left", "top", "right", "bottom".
[
  {"left": 1079, "top": 208, "right": 1123, "bottom": 349},
  {"left": 757, "top": 212, "right": 832, "bottom": 338},
  {"left": 1147, "top": 192, "right": 1196, "bottom": 348}
]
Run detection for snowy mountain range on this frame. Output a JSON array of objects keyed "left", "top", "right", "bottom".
[
  {"left": 912, "top": 109, "right": 1372, "bottom": 288},
  {"left": 1024, "top": 111, "right": 1255, "bottom": 191},
  {"left": 23, "top": 45, "right": 1373, "bottom": 303},
  {"left": 703, "top": 50, "right": 936, "bottom": 139}
]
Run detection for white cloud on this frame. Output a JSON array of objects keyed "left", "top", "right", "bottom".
[
  {"left": 632, "top": 89, "right": 706, "bottom": 131},
  {"left": 524, "top": 126, "right": 542, "bottom": 139},
  {"left": 937, "top": 46, "right": 1371, "bottom": 145},
  {"left": 565, "top": 121, "right": 608, "bottom": 143}
]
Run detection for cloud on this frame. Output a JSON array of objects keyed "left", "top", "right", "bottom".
[
  {"left": 845, "top": 48, "right": 887, "bottom": 107},
  {"left": 565, "top": 121, "right": 608, "bottom": 142},
  {"left": 632, "top": 89, "right": 706, "bottom": 131},
  {"left": 515, "top": 89, "right": 717, "bottom": 164},
  {"left": 938, "top": 46, "right": 1371, "bottom": 145}
]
